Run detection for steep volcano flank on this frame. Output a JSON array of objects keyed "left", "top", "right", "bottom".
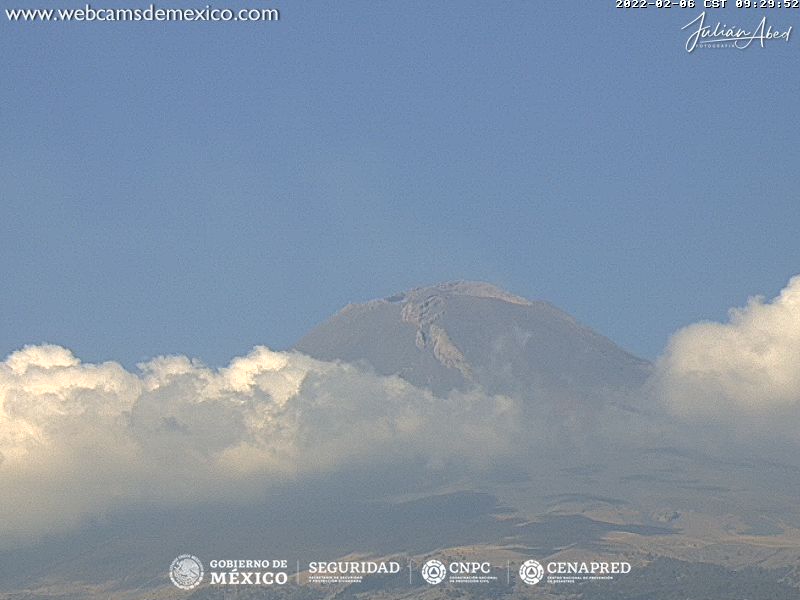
[{"left": 295, "top": 281, "right": 651, "bottom": 402}]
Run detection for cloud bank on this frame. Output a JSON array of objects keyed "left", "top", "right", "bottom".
[
  {"left": 657, "top": 275, "right": 800, "bottom": 430},
  {"left": 4, "top": 274, "right": 800, "bottom": 544},
  {"left": 0, "top": 345, "right": 522, "bottom": 543}
]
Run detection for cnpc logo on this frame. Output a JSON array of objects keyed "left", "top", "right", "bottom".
[{"left": 420, "top": 559, "right": 492, "bottom": 584}]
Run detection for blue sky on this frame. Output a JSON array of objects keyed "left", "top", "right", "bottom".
[{"left": 1, "top": 1, "right": 798, "bottom": 366}]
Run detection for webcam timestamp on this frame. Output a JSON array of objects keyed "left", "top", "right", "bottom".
[
  {"left": 616, "top": 0, "right": 696, "bottom": 8},
  {"left": 617, "top": 0, "right": 800, "bottom": 5},
  {"left": 737, "top": 0, "right": 800, "bottom": 7}
]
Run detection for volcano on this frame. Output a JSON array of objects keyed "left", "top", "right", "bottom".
[{"left": 296, "top": 281, "right": 651, "bottom": 402}]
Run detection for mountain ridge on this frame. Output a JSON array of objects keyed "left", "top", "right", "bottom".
[{"left": 295, "top": 280, "right": 651, "bottom": 400}]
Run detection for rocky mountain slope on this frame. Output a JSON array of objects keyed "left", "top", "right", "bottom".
[{"left": 296, "top": 281, "right": 651, "bottom": 403}]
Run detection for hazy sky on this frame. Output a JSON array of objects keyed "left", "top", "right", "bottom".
[{"left": 2, "top": 1, "right": 798, "bottom": 366}]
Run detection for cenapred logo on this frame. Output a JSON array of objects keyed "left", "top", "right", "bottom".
[
  {"left": 170, "top": 554, "right": 204, "bottom": 590},
  {"left": 421, "top": 559, "right": 447, "bottom": 585},
  {"left": 519, "top": 559, "right": 544, "bottom": 585}
]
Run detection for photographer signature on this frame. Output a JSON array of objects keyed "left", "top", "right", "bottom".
[{"left": 683, "top": 11, "right": 792, "bottom": 52}]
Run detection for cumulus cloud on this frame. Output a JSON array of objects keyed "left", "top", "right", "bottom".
[
  {"left": 0, "top": 344, "right": 522, "bottom": 543},
  {"left": 8, "top": 276, "right": 799, "bottom": 545},
  {"left": 656, "top": 275, "right": 800, "bottom": 428}
]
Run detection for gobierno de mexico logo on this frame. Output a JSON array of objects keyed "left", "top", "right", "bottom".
[{"left": 170, "top": 554, "right": 204, "bottom": 590}]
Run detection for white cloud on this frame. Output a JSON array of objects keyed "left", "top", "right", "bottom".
[
  {"left": 0, "top": 344, "right": 522, "bottom": 543},
  {"left": 8, "top": 276, "right": 799, "bottom": 545},
  {"left": 656, "top": 275, "right": 800, "bottom": 427}
]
